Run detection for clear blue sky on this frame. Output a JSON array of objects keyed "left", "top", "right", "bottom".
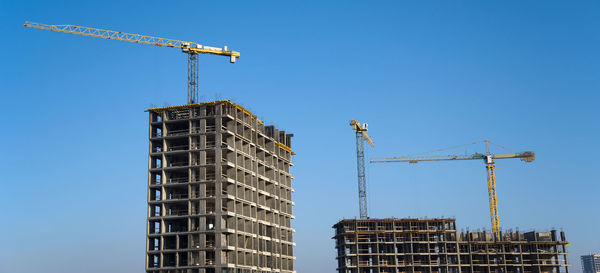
[{"left": 1, "top": 1, "right": 598, "bottom": 273}]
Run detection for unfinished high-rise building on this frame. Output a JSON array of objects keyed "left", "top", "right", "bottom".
[
  {"left": 145, "top": 101, "right": 296, "bottom": 273},
  {"left": 333, "top": 218, "right": 569, "bottom": 273},
  {"left": 582, "top": 254, "right": 600, "bottom": 273}
]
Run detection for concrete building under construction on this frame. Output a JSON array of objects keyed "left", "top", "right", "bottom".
[
  {"left": 145, "top": 101, "right": 296, "bottom": 273},
  {"left": 333, "top": 218, "right": 569, "bottom": 273},
  {"left": 581, "top": 254, "right": 600, "bottom": 273}
]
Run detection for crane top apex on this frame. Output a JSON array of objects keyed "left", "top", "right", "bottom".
[{"left": 350, "top": 120, "right": 368, "bottom": 132}]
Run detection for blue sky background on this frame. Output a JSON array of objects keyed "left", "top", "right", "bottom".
[{"left": 1, "top": 1, "right": 599, "bottom": 273}]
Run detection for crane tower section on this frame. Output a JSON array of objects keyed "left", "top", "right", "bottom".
[{"left": 350, "top": 120, "right": 374, "bottom": 219}]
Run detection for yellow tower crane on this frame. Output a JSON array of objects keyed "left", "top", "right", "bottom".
[
  {"left": 24, "top": 21, "right": 240, "bottom": 104},
  {"left": 350, "top": 120, "right": 374, "bottom": 219},
  {"left": 370, "top": 140, "right": 535, "bottom": 238}
]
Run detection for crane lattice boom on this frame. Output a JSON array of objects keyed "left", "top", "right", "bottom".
[{"left": 370, "top": 151, "right": 535, "bottom": 163}]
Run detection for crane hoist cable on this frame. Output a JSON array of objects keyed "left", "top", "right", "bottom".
[{"left": 24, "top": 21, "right": 240, "bottom": 104}]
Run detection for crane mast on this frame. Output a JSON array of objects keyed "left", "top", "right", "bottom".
[
  {"left": 188, "top": 54, "right": 199, "bottom": 104},
  {"left": 484, "top": 141, "right": 501, "bottom": 237},
  {"left": 24, "top": 21, "right": 240, "bottom": 104},
  {"left": 356, "top": 129, "right": 368, "bottom": 219},
  {"left": 350, "top": 120, "right": 374, "bottom": 219},
  {"left": 371, "top": 140, "right": 534, "bottom": 238}
]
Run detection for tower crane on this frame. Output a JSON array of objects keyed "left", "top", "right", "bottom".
[
  {"left": 370, "top": 140, "right": 535, "bottom": 238},
  {"left": 24, "top": 21, "right": 240, "bottom": 104},
  {"left": 350, "top": 120, "right": 374, "bottom": 219}
]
